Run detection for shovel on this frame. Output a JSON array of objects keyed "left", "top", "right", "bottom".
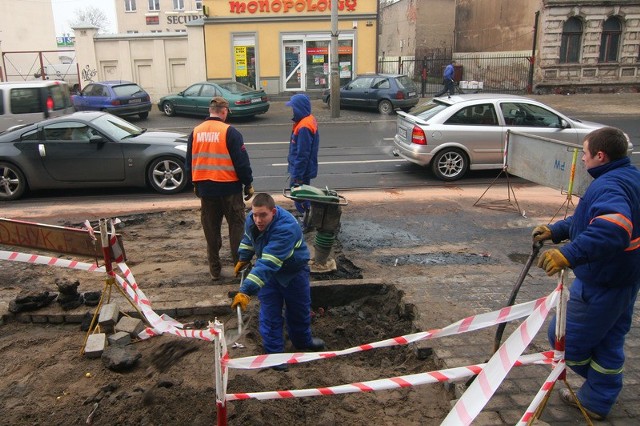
[{"left": 224, "top": 265, "right": 252, "bottom": 345}]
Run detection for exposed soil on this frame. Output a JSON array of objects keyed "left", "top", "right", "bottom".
[{"left": 0, "top": 207, "right": 455, "bottom": 425}]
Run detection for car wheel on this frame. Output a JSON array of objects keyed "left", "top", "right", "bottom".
[
  {"left": 0, "top": 162, "right": 28, "bottom": 201},
  {"left": 162, "top": 102, "right": 175, "bottom": 117},
  {"left": 147, "top": 157, "right": 187, "bottom": 194},
  {"left": 139, "top": 112, "right": 149, "bottom": 119},
  {"left": 378, "top": 99, "right": 394, "bottom": 115},
  {"left": 431, "top": 149, "right": 469, "bottom": 181}
]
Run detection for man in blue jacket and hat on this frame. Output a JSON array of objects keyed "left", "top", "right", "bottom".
[
  {"left": 285, "top": 93, "right": 319, "bottom": 217},
  {"left": 232, "top": 193, "right": 325, "bottom": 371}
]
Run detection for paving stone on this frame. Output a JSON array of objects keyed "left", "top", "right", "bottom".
[
  {"left": 85, "top": 333, "right": 107, "bottom": 359},
  {"left": 98, "top": 303, "right": 119, "bottom": 327},
  {"left": 114, "top": 316, "right": 144, "bottom": 336},
  {"left": 107, "top": 331, "right": 131, "bottom": 346}
]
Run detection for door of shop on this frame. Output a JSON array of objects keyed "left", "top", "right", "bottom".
[{"left": 284, "top": 42, "right": 303, "bottom": 91}]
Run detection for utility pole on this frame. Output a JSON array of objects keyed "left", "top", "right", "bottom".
[{"left": 330, "top": 0, "right": 340, "bottom": 118}]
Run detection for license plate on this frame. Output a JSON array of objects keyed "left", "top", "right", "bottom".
[
  {"left": 250, "top": 98, "right": 261, "bottom": 104},
  {"left": 129, "top": 99, "right": 141, "bottom": 103},
  {"left": 398, "top": 127, "right": 407, "bottom": 139},
  {"left": 408, "top": 92, "right": 416, "bottom": 97}
]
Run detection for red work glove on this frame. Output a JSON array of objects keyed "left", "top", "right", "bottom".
[{"left": 537, "top": 249, "right": 570, "bottom": 276}]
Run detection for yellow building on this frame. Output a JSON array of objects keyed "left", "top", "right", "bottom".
[{"left": 202, "top": 0, "right": 378, "bottom": 95}]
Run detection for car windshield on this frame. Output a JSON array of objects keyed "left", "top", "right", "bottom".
[
  {"left": 218, "top": 81, "right": 255, "bottom": 94},
  {"left": 409, "top": 100, "right": 449, "bottom": 120},
  {"left": 91, "top": 114, "right": 144, "bottom": 140},
  {"left": 113, "top": 84, "right": 145, "bottom": 97},
  {"left": 395, "top": 76, "right": 417, "bottom": 91}
]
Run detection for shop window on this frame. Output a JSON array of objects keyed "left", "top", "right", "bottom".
[
  {"left": 234, "top": 45, "right": 256, "bottom": 89},
  {"left": 173, "top": 0, "right": 184, "bottom": 10},
  {"left": 148, "top": 0, "right": 160, "bottom": 11},
  {"left": 306, "top": 41, "right": 329, "bottom": 90},
  {"left": 338, "top": 39, "right": 353, "bottom": 85},
  {"left": 559, "top": 17, "right": 582, "bottom": 64},
  {"left": 125, "top": 0, "right": 136, "bottom": 12},
  {"left": 599, "top": 17, "right": 621, "bottom": 63}
]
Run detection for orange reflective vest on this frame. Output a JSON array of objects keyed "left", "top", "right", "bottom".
[{"left": 191, "top": 120, "right": 239, "bottom": 182}]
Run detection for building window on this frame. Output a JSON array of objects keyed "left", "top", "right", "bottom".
[
  {"left": 125, "top": 0, "right": 136, "bottom": 12},
  {"left": 127, "top": 30, "right": 139, "bottom": 33},
  {"left": 195, "top": 0, "right": 202, "bottom": 9},
  {"left": 173, "top": 0, "right": 184, "bottom": 10},
  {"left": 148, "top": 0, "right": 160, "bottom": 11},
  {"left": 599, "top": 17, "right": 621, "bottom": 63},
  {"left": 559, "top": 17, "right": 582, "bottom": 63}
]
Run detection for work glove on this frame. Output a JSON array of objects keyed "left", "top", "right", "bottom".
[
  {"left": 231, "top": 293, "right": 250, "bottom": 311},
  {"left": 243, "top": 185, "right": 254, "bottom": 201},
  {"left": 234, "top": 260, "right": 250, "bottom": 277},
  {"left": 537, "top": 249, "right": 570, "bottom": 276},
  {"left": 532, "top": 225, "right": 552, "bottom": 243}
]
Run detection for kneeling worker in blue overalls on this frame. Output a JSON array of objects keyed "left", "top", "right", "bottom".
[{"left": 232, "top": 193, "right": 325, "bottom": 370}]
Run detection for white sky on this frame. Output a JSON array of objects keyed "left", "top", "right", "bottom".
[{"left": 51, "top": 0, "right": 118, "bottom": 35}]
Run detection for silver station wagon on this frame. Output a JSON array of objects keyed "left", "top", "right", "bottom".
[{"left": 392, "top": 94, "right": 607, "bottom": 181}]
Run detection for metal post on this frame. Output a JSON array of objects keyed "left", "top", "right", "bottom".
[
  {"left": 214, "top": 319, "right": 227, "bottom": 425},
  {"left": 527, "top": 11, "right": 540, "bottom": 94},
  {"left": 555, "top": 270, "right": 568, "bottom": 381},
  {"left": 329, "top": 0, "right": 340, "bottom": 118}
]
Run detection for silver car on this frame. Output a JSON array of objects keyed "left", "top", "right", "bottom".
[
  {"left": 0, "top": 111, "right": 188, "bottom": 200},
  {"left": 392, "top": 94, "right": 606, "bottom": 181}
]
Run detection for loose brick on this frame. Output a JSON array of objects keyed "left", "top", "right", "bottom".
[
  {"left": 108, "top": 331, "right": 131, "bottom": 346},
  {"left": 114, "top": 316, "right": 144, "bottom": 337},
  {"left": 84, "top": 333, "right": 107, "bottom": 358},
  {"left": 98, "top": 303, "right": 119, "bottom": 327}
]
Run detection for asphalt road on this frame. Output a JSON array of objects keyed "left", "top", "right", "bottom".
[{"left": 4, "top": 96, "right": 639, "bottom": 206}]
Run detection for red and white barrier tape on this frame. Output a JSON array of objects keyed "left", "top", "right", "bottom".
[
  {"left": 517, "top": 361, "right": 566, "bottom": 425},
  {"left": 226, "top": 351, "right": 556, "bottom": 401},
  {"left": 441, "top": 283, "right": 560, "bottom": 425},
  {"left": 225, "top": 288, "right": 560, "bottom": 370},
  {"left": 0, "top": 249, "right": 104, "bottom": 273}
]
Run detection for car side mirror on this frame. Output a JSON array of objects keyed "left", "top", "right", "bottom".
[
  {"left": 560, "top": 119, "right": 569, "bottom": 129},
  {"left": 88, "top": 134, "right": 105, "bottom": 143},
  {"left": 178, "top": 91, "right": 184, "bottom": 96}
]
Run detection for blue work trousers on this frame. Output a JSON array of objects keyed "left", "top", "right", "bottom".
[
  {"left": 548, "top": 277, "right": 640, "bottom": 416},
  {"left": 257, "top": 267, "right": 313, "bottom": 354}
]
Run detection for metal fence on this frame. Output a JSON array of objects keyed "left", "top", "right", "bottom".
[{"left": 378, "top": 53, "right": 532, "bottom": 96}]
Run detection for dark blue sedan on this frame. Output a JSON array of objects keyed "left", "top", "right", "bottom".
[{"left": 72, "top": 81, "right": 152, "bottom": 119}]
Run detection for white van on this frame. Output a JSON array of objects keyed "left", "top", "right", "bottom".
[{"left": 0, "top": 80, "right": 75, "bottom": 132}]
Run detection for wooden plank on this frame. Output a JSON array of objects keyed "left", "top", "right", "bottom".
[{"left": 0, "top": 218, "right": 125, "bottom": 260}]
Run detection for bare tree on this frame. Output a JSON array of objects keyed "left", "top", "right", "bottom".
[{"left": 69, "top": 6, "right": 111, "bottom": 34}]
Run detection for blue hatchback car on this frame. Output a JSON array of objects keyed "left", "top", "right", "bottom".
[{"left": 72, "top": 80, "right": 152, "bottom": 119}]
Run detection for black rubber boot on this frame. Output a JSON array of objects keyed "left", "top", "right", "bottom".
[{"left": 306, "top": 337, "right": 326, "bottom": 351}]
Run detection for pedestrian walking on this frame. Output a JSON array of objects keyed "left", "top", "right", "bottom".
[
  {"left": 186, "top": 96, "right": 254, "bottom": 281},
  {"left": 435, "top": 60, "right": 456, "bottom": 97},
  {"left": 532, "top": 126, "right": 640, "bottom": 420},
  {"left": 286, "top": 93, "right": 319, "bottom": 216},
  {"left": 231, "top": 193, "right": 325, "bottom": 370}
]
